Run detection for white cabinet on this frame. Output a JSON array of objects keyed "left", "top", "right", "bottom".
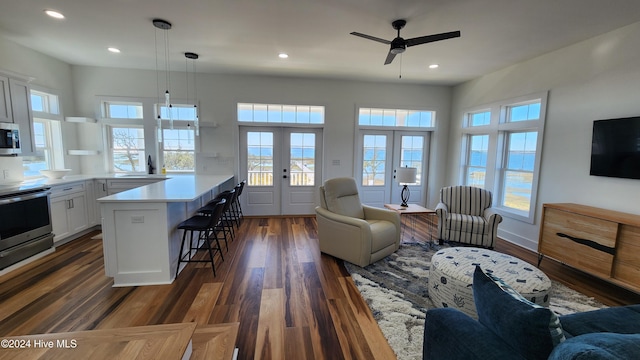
[
  {"left": 8, "top": 78, "right": 35, "bottom": 155},
  {"left": 0, "top": 75, "right": 11, "bottom": 122},
  {"left": 50, "top": 182, "right": 88, "bottom": 243},
  {"left": 94, "top": 179, "right": 108, "bottom": 225}
]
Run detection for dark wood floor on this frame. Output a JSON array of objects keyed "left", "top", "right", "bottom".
[
  {"left": 0, "top": 217, "right": 395, "bottom": 360},
  {"left": 1, "top": 215, "right": 638, "bottom": 360}
]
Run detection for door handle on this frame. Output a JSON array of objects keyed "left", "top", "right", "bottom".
[{"left": 283, "top": 175, "right": 288, "bottom": 179}]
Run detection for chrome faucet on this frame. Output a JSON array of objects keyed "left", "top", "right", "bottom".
[{"left": 147, "top": 155, "right": 155, "bottom": 174}]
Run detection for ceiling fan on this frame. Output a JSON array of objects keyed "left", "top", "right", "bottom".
[{"left": 350, "top": 19, "right": 461, "bottom": 65}]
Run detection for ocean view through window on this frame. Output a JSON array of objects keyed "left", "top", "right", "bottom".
[{"left": 461, "top": 92, "right": 547, "bottom": 223}]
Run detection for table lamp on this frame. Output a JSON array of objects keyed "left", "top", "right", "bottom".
[{"left": 396, "top": 166, "right": 417, "bottom": 207}]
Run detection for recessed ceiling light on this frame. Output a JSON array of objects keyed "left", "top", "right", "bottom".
[
  {"left": 108, "top": 47, "right": 121, "bottom": 53},
  {"left": 278, "top": 53, "right": 289, "bottom": 59},
  {"left": 44, "top": 10, "right": 65, "bottom": 19},
  {"left": 429, "top": 64, "right": 439, "bottom": 69}
]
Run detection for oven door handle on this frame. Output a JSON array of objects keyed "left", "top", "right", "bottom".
[{"left": 0, "top": 191, "right": 50, "bottom": 205}]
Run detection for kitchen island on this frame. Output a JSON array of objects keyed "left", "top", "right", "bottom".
[{"left": 98, "top": 174, "right": 234, "bottom": 287}]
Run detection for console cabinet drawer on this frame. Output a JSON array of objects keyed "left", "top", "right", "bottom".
[
  {"left": 540, "top": 207, "right": 617, "bottom": 278},
  {"left": 539, "top": 203, "right": 640, "bottom": 293}
]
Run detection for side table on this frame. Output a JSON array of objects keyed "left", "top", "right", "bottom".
[{"left": 384, "top": 203, "right": 437, "bottom": 243}]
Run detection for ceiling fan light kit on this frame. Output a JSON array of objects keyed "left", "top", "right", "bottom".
[{"left": 350, "top": 19, "right": 461, "bottom": 65}]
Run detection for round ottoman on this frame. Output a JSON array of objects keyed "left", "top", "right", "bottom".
[{"left": 429, "top": 247, "right": 551, "bottom": 318}]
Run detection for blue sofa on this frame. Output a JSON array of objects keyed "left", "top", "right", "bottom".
[{"left": 423, "top": 267, "right": 640, "bottom": 360}]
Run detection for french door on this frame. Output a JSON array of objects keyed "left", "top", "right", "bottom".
[
  {"left": 356, "top": 130, "right": 429, "bottom": 208},
  {"left": 239, "top": 126, "right": 323, "bottom": 216}
]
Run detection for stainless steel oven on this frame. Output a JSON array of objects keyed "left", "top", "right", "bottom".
[
  {"left": 0, "top": 123, "right": 21, "bottom": 155},
  {"left": 0, "top": 187, "right": 53, "bottom": 269}
]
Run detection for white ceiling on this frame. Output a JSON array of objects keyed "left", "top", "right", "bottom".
[{"left": 1, "top": 0, "right": 640, "bottom": 85}]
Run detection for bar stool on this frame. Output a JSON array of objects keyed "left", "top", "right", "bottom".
[
  {"left": 217, "top": 189, "right": 237, "bottom": 240},
  {"left": 236, "top": 180, "right": 246, "bottom": 222},
  {"left": 230, "top": 183, "right": 242, "bottom": 227},
  {"left": 197, "top": 190, "right": 235, "bottom": 242},
  {"left": 198, "top": 196, "right": 232, "bottom": 251},
  {"left": 175, "top": 199, "right": 226, "bottom": 278}
]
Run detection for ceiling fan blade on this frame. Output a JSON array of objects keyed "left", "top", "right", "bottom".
[
  {"left": 350, "top": 32, "right": 391, "bottom": 45},
  {"left": 384, "top": 51, "right": 396, "bottom": 65},
  {"left": 405, "top": 31, "right": 461, "bottom": 47}
]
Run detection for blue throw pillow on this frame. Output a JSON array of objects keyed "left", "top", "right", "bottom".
[{"left": 473, "top": 266, "right": 565, "bottom": 360}]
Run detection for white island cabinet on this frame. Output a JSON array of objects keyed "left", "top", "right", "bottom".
[{"left": 98, "top": 174, "right": 234, "bottom": 287}]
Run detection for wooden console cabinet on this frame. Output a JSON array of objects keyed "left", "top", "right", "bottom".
[{"left": 538, "top": 203, "right": 640, "bottom": 293}]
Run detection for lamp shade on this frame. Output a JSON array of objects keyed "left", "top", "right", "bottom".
[{"left": 396, "top": 167, "right": 417, "bottom": 184}]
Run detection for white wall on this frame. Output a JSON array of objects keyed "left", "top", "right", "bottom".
[
  {"left": 70, "top": 66, "right": 452, "bottom": 206},
  {"left": 450, "top": 21, "right": 640, "bottom": 250}
]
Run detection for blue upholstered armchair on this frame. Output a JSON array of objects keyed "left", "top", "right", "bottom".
[{"left": 435, "top": 186, "right": 502, "bottom": 248}]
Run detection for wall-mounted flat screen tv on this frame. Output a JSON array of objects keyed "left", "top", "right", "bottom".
[{"left": 590, "top": 116, "right": 640, "bottom": 180}]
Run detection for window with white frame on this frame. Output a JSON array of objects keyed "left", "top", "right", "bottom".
[
  {"left": 358, "top": 108, "right": 435, "bottom": 128},
  {"left": 461, "top": 93, "right": 547, "bottom": 222},
  {"left": 24, "top": 89, "right": 64, "bottom": 177},
  {"left": 103, "top": 101, "right": 143, "bottom": 119},
  {"left": 101, "top": 100, "right": 149, "bottom": 173},
  {"left": 237, "top": 103, "right": 324, "bottom": 124},
  {"left": 158, "top": 104, "right": 196, "bottom": 172},
  {"left": 464, "top": 134, "right": 490, "bottom": 188}
]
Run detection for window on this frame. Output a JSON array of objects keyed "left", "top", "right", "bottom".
[
  {"left": 158, "top": 104, "right": 197, "bottom": 172},
  {"left": 247, "top": 132, "right": 274, "bottom": 186},
  {"left": 31, "top": 90, "right": 60, "bottom": 115},
  {"left": 238, "top": 103, "right": 324, "bottom": 124},
  {"left": 25, "top": 88, "right": 64, "bottom": 177},
  {"left": 162, "top": 128, "right": 195, "bottom": 171},
  {"left": 103, "top": 101, "right": 143, "bottom": 119},
  {"left": 289, "top": 132, "right": 315, "bottom": 186},
  {"left": 468, "top": 110, "right": 491, "bottom": 127},
  {"left": 111, "top": 127, "right": 145, "bottom": 172},
  {"left": 362, "top": 134, "right": 387, "bottom": 186},
  {"left": 358, "top": 108, "right": 435, "bottom": 128},
  {"left": 465, "top": 134, "right": 489, "bottom": 188},
  {"left": 502, "top": 131, "right": 537, "bottom": 212},
  {"left": 461, "top": 93, "right": 547, "bottom": 222},
  {"left": 400, "top": 135, "right": 424, "bottom": 185}
]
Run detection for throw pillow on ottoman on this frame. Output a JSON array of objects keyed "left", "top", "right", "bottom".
[{"left": 429, "top": 247, "right": 551, "bottom": 318}]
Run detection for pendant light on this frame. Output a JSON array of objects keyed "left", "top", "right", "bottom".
[
  {"left": 153, "top": 18, "right": 173, "bottom": 133},
  {"left": 185, "top": 52, "right": 199, "bottom": 137}
]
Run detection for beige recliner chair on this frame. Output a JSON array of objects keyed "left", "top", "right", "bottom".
[{"left": 315, "top": 177, "right": 401, "bottom": 267}]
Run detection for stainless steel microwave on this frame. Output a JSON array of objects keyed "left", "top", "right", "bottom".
[{"left": 0, "top": 123, "right": 21, "bottom": 155}]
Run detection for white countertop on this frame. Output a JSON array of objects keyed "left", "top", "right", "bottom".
[
  {"left": 97, "top": 174, "right": 233, "bottom": 202},
  {"left": 7, "top": 173, "right": 234, "bottom": 203}
]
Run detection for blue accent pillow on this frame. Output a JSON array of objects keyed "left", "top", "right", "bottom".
[{"left": 473, "top": 266, "right": 565, "bottom": 360}]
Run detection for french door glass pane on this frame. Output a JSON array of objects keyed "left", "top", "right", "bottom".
[
  {"left": 247, "top": 131, "right": 274, "bottom": 186},
  {"left": 290, "top": 132, "right": 315, "bottom": 186},
  {"left": 400, "top": 135, "right": 423, "bottom": 185},
  {"left": 362, "top": 135, "right": 386, "bottom": 186}
]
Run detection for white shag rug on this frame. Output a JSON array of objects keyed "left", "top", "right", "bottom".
[{"left": 345, "top": 242, "right": 607, "bottom": 360}]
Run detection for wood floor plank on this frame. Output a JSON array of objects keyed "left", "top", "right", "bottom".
[
  {"left": 182, "top": 282, "right": 223, "bottom": 325},
  {"left": 327, "top": 297, "right": 376, "bottom": 359},
  {"left": 283, "top": 327, "right": 315, "bottom": 360},
  {"left": 255, "top": 288, "right": 285, "bottom": 359},
  {"left": 338, "top": 276, "right": 397, "bottom": 359}
]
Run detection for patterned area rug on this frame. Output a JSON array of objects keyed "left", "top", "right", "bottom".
[{"left": 344, "top": 242, "right": 608, "bottom": 360}]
